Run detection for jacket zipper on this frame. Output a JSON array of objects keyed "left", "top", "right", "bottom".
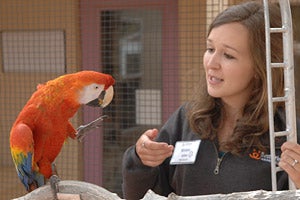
[{"left": 213, "top": 142, "right": 227, "bottom": 175}]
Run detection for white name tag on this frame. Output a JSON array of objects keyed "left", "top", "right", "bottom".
[{"left": 170, "top": 140, "right": 201, "bottom": 165}]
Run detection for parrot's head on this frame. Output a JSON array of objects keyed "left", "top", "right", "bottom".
[{"left": 74, "top": 71, "right": 115, "bottom": 108}]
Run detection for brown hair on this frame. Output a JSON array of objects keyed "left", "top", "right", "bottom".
[{"left": 187, "top": 1, "right": 284, "bottom": 155}]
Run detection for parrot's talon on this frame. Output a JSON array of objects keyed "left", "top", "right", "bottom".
[
  {"left": 76, "top": 115, "right": 108, "bottom": 142},
  {"left": 50, "top": 174, "right": 60, "bottom": 200}
]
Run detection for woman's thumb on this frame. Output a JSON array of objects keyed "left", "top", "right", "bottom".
[{"left": 146, "top": 129, "right": 159, "bottom": 140}]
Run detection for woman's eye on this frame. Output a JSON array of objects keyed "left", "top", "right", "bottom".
[
  {"left": 206, "top": 48, "right": 214, "bottom": 53},
  {"left": 224, "top": 53, "right": 235, "bottom": 59}
]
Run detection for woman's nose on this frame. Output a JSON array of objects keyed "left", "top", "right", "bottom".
[{"left": 205, "top": 52, "right": 221, "bottom": 69}]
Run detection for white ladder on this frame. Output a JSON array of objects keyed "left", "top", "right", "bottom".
[{"left": 263, "top": 0, "right": 297, "bottom": 191}]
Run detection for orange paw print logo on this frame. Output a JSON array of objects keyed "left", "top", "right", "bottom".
[{"left": 249, "top": 149, "right": 261, "bottom": 160}]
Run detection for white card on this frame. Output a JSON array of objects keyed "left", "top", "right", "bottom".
[{"left": 170, "top": 140, "right": 201, "bottom": 165}]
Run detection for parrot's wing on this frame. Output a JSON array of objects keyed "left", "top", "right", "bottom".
[{"left": 10, "top": 123, "right": 45, "bottom": 191}]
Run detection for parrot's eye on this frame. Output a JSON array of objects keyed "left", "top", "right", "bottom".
[{"left": 95, "top": 86, "right": 99, "bottom": 89}]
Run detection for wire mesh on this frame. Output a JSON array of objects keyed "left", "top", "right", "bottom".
[{"left": 0, "top": 0, "right": 300, "bottom": 199}]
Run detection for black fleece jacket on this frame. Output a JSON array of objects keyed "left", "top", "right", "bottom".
[{"left": 122, "top": 105, "right": 300, "bottom": 200}]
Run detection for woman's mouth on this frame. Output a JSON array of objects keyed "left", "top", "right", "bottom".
[{"left": 208, "top": 75, "right": 223, "bottom": 84}]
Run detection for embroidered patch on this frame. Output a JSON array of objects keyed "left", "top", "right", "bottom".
[
  {"left": 249, "top": 148, "right": 261, "bottom": 160},
  {"left": 248, "top": 149, "right": 280, "bottom": 164},
  {"left": 260, "top": 152, "right": 281, "bottom": 164}
]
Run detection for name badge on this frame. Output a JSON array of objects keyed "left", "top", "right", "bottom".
[{"left": 170, "top": 140, "right": 201, "bottom": 165}]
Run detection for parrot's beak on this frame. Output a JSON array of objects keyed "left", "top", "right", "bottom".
[{"left": 86, "top": 85, "right": 114, "bottom": 108}]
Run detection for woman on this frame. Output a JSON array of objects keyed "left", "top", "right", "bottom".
[{"left": 122, "top": 1, "right": 300, "bottom": 199}]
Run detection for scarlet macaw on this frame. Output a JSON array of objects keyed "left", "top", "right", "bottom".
[{"left": 9, "top": 70, "right": 115, "bottom": 192}]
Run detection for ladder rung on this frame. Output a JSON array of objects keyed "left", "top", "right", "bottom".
[
  {"left": 276, "top": 166, "right": 283, "bottom": 172},
  {"left": 270, "top": 27, "right": 286, "bottom": 33},
  {"left": 271, "top": 63, "right": 285, "bottom": 68},
  {"left": 274, "top": 131, "right": 289, "bottom": 137},
  {"left": 272, "top": 96, "right": 287, "bottom": 102}
]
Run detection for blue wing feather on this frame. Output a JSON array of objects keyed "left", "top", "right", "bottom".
[{"left": 14, "top": 152, "right": 45, "bottom": 191}]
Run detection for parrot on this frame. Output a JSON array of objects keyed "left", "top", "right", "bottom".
[{"left": 9, "top": 70, "right": 115, "bottom": 192}]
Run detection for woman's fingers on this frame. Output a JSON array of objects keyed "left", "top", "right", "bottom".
[
  {"left": 279, "top": 141, "right": 300, "bottom": 188},
  {"left": 136, "top": 129, "right": 174, "bottom": 167}
]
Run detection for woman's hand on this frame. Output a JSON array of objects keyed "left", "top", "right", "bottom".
[
  {"left": 135, "top": 129, "right": 174, "bottom": 167},
  {"left": 279, "top": 141, "right": 300, "bottom": 188}
]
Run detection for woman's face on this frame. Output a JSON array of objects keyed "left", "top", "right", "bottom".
[{"left": 203, "top": 22, "right": 255, "bottom": 107}]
